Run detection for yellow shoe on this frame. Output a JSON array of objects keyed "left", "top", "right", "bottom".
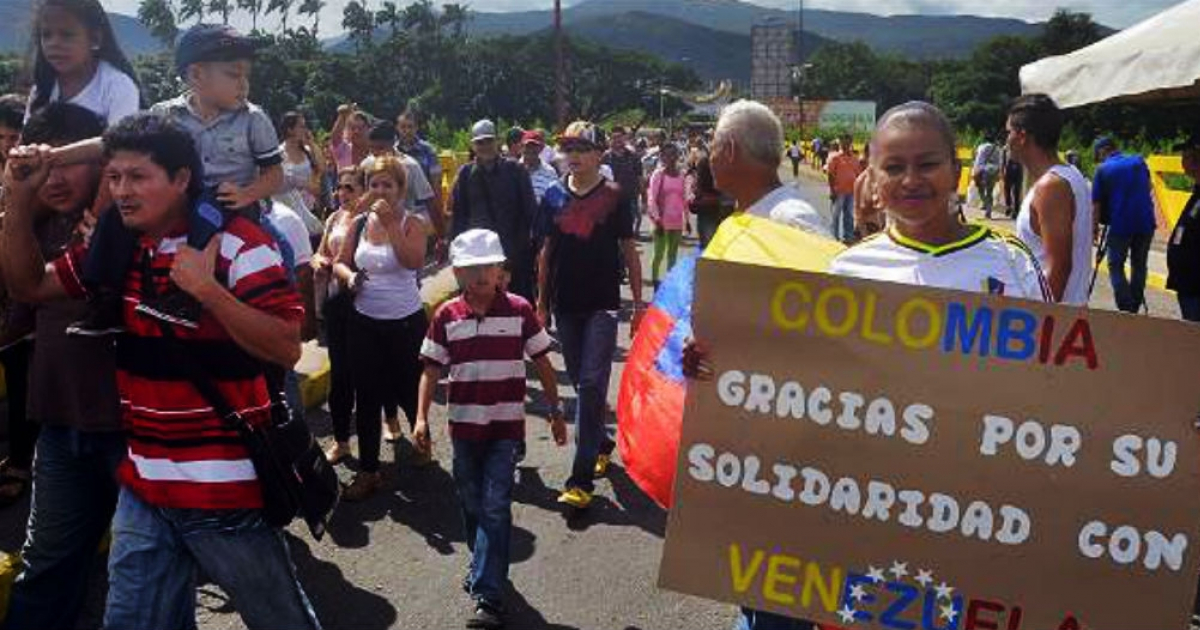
[
  {"left": 594, "top": 454, "right": 611, "bottom": 478},
  {"left": 556, "top": 487, "right": 593, "bottom": 509}
]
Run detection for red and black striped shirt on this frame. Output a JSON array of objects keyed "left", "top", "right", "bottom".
[{"left": 57, "top": 216, "right": 303, "bottom": 510}]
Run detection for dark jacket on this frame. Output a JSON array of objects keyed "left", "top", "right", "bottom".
[
  {"left": 450, "top": 158, "right": 538, "bottom": 300},
  {"left": 451, "top": 158, "right": 536, "bottom": 249},
  {"left": 1167, "top": 187, "right": 1200, "bottom": 295}
]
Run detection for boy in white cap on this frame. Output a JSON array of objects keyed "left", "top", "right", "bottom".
[{"left": 415, "top": 228, "right": 566, "bottom": 629}]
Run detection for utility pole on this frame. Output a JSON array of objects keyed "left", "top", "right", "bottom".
[{"left": 555, "top": 0, "right": 567, "bottom": 130}]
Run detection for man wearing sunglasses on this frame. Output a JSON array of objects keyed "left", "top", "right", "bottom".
[{"left": 537, "top": 121, "right": 644, "bottom": 510}]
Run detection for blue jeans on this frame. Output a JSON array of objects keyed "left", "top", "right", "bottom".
[
  {"left": 734, "top": 608, "right": 816, "bottom": 630},
  {"left": 556, "top": 310, "right": 618, "bottom": 493},
  {"left": 1179, "top": 294, "right": 1200, "bottom": 323},
  {"left": 104, "top": 487, "right": 321, "bottom": 630},
  {"left": 2, "top": 426, "right": 125, "bottom": 630},
  {"left": 452, "top": 438, "right": 520, "bottom": 609},
  {"left": 1106, "top": 231, "right": 1154, "bottom": 313},
  {"left": 831, "top": 194, "right": 855, "bottom": 243},
  {"left": 285, "top": 369, "right": 305, "bottom": 425}
]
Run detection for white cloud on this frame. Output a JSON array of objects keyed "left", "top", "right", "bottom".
[{"left": 99, "top": 0, "right": 1181, "bottom": 36}]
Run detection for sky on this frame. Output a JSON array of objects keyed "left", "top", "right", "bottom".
[{"left": 101, "top": 0, "right": 1182, "bottom": 36}]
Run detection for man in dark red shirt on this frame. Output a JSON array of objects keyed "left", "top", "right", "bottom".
[{"left": 2, "top": 113, "right": 319, "bottom": 629}]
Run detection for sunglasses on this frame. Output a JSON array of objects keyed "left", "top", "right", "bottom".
[
  {"left": 338, "top": 184, "right": 359, "bottom": 192},
  {"left": 562, "top": 143, "right": 596, "bottom": 154}
]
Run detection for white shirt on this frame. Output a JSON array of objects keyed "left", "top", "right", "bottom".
[
  {"left": 745, "top": 185, "right": 829, "bottom": 237},
  {"left": 265, "top": 202, "right": 313, "bottom": 267},
  {"left": 525, "top": 161, "right": 560, "bottom": 204},
  {"left": 830, "top": 224, "right": 1051, "bottom": 301},
  {"left": 1016, "top": 164, "right": 1094, "bottom": 306},
  {"left": 27, "top": 60, "right": 140, "bottom": 127},
  {"left": 359, "top": 153, "right": 436, "bottom": 211},
  {"left": 353, "top": 214, "right": 422, "bottom": 320}
]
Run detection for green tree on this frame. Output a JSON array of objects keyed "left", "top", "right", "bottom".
[
  {"left": 178, "top": 0, "right": 204, "bottom": 24},
  {"left": 1039, "top": 9, "right": 1104, "bottom": 56},
  {"left": 237, "top": 0, "right": 263, "bottom": 31},
  {"left": 133, "top": 53, "right": 183, "bottom": 104},
  {"left": 138, "top": 0, "right": 178, "bottom": 48},
  {"left": 266, "top": 0, "right": 292, "bottom": 31},
  {"left": 440, "top": 3, "right": 469, "bottom": 39},
  {"left": 930, "top": 36, "right": 1041, "bottom": 134},
  {"left": 375, "top": 1, "right": 402, "bottom": 38},
  {"left": 342, "top": 0, "right": 375, "bottom": 51},
  {"left": 208, "top": 0, "right": 232, "bottom": 24},
  {"left": 297, "top": 0, "right": 324, "bottom": 35}
]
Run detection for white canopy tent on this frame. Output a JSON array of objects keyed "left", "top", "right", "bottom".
[{"left": 1020, "top": 0, "right": 1200, "bottom": 108}]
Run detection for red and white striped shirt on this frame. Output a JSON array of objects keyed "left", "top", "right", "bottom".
[
  {"left": 420, "top": 291, "right": 552, "bottom": 441},
  {"left": 56, "top": 215, "right": 303, "bottom": 510}
]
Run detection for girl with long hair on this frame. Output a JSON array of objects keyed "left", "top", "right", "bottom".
[{"left": 25, "top": 0, "right": 141, "bottom": 125}]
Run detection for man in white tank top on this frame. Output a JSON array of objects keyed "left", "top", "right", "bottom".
[{"left": 1006, "top": 94, "right": 1093, "bottom": 306}]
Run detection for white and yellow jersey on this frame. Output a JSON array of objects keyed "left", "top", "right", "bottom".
[{"left": 829, "top": 224, "right": 1052, "bottom": 302}]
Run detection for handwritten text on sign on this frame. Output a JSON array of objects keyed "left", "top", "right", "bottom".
[{"left": 658, "top": 259, "right": 1200, "bottom": 630}]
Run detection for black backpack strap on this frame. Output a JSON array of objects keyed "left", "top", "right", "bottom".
[{"left": 152, "top": 318, "right": 244, "bottom": 427}]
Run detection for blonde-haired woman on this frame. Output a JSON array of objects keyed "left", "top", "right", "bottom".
[{"left": 333, "top": 156, "right": 429, "bottom": 500}]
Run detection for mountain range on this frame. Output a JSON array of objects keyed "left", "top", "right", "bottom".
[
  {"left": 0, "top": 0, "right": 1103, "bottom": 81},
  {"left": 0, "top": 0, "right": 161, "bottom": 57}
]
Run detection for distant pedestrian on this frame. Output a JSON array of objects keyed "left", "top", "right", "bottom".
[
  {"left": 314, "top": 167, "right": 366, "bottom": 465},
  {"left": 451, "top": 119, "right": 538, "bottom": 302},
  {"left": 274, "top": 111, "right": 326, "bottom": 238},
  {"left": 396, "top": 109, "right": 446, "bottom": 236},
  {"left": 647, "top": 143, "right": 688, "bottom": 285},
  {"left": 1093, "top": 136, "right": 1157, "bottom": 313},
  {"left": 1001, "top": 144, "right": 1024, "bottom": 218},
  {"left": 853, "top": 144, "right": 884, "bottom": 239},
  {"left": 518, "top": 130, "right": 558, "bottom": 205},
  {"left": 973, "top": 136, "right": 1002, "bottom": 218},
  {"left": 688, "top": 150, "right": 734, "bottom": 248},
  {"left": 825, "top": 133, "right": 862, "bottom": 243},
  {"left": 415, "top": 228, "right": 567, "bottom": 630},
  {"left": 329, "top": 104, "right": 371, "bottom": 170},
  {"left": 786, "top": 140, "right": 802, "bottom": 178},
  {"left": 1006, "top": 94, "right": 1093, "bottom": 306},
  {"left": 603, "top": 125, "right": 645, "bottom": 233},
  {"left": 1167, "top": 131, "right": 1200, "bottom": 322}
]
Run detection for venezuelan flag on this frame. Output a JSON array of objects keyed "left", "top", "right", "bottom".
[{"left": 617, "top": 214, "right": 845, "bottom": 508}]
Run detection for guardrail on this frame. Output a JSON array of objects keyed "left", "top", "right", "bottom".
[{"left": 1147, "top": 155, "right": 1191, "bottom": 230}]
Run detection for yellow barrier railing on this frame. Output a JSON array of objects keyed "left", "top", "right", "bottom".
[{"left": 1148, "top": 155, "right": 1190, "bottom": 231}]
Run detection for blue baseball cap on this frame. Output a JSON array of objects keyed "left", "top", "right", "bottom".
[
  {"left": 1092, "top": 136, "right": 1116, "bottom": 159},
  {"left": 175, "top": 24, "right": 261, "bottom": 76}
]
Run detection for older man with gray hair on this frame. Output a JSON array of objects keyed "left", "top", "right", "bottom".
[
  {"left": 710, "top": 100, "right": 827, "bottom": 237},
  {"left": 707, "top": 100, "right": 828, "bottom": 630}
]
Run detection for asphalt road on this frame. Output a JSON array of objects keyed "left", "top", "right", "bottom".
[{"left": 0, "top": 164, "right": 1187, "bottom": 630}]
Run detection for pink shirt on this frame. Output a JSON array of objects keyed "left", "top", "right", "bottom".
[{"left": 648, "top": 169, "right": 688, "bottom": 231}]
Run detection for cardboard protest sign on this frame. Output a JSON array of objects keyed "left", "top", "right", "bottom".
[{"left": 659, "top": 258, "right": 1200, "bottom": 630}]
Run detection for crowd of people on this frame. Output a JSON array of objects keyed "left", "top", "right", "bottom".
[{"left": 0, "top": 2, "right": 1199, "bottom": 630}]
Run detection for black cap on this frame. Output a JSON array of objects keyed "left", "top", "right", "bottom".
[
  {"left": 175, "top": 24, "right": 260, "bottom": 76},
  {"left": 1174, "top": 130, "right": 1200, "bottom": 153}
]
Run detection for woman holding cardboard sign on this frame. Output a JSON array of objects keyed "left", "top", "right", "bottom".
[{"left": 684, "top": 101, "right": 1051, "bottom": 630}]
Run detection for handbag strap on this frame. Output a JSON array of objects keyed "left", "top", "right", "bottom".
[{"left": 139, "top": 244, "right": 282, "bottom": 429}]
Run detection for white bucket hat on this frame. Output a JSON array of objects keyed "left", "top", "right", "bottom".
[{"left": 450, "top": 229, "right": 507, "bottom": 268}]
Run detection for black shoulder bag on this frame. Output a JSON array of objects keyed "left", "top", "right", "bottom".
[{"left": 145, "top": 251, "right": 339, "bottom": 539}]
